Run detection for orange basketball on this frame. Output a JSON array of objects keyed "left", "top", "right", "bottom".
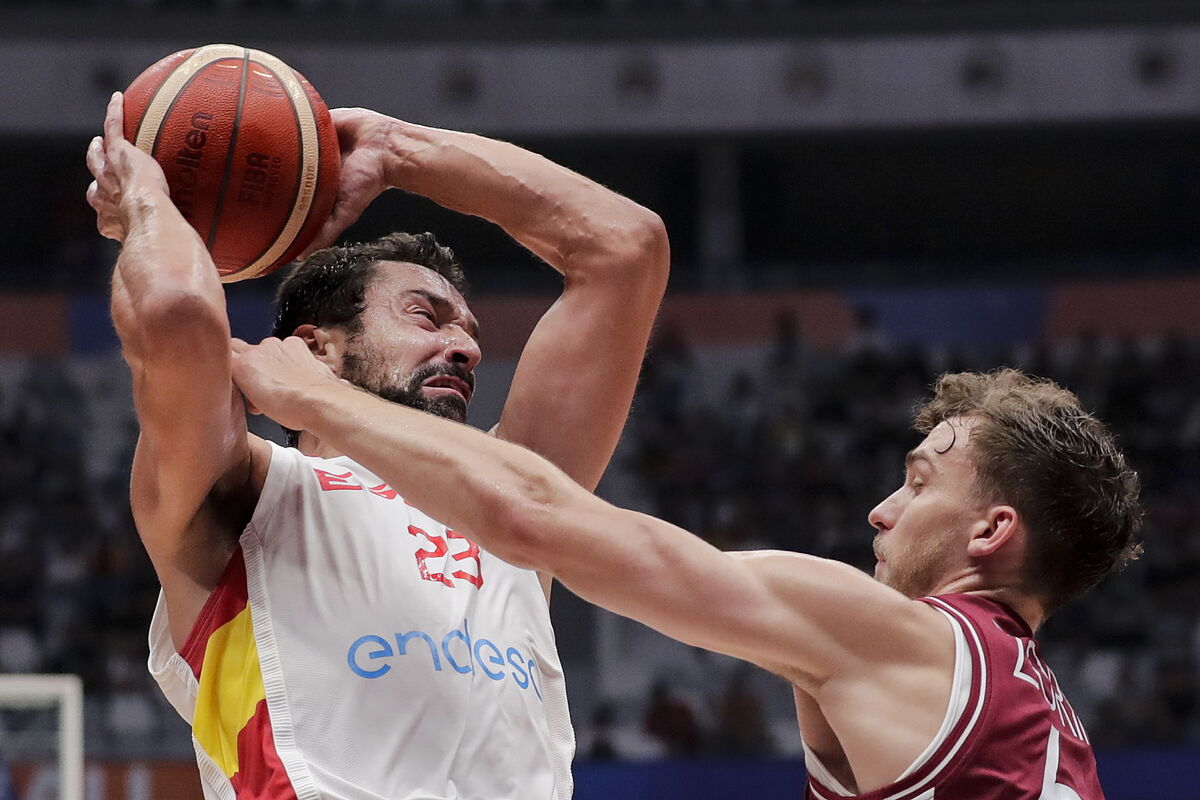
[{"left": 123, "top": 44, "right": 341, "bottom": 282}]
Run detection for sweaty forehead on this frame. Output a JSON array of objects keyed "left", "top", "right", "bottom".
[
  {"left": 367, "top": 261, "right": 465, "bottom": 304},
  {"left": 366, "top": 261, "right": 473, "bottom": 315}
]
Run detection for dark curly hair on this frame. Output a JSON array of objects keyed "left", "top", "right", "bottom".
[
  {"left": 272, "top": 231, "right": 466, "bottom": 341},
  {"left": 271, "top": 232, "right": 468, "bottom": 446},
  {"left": 914, "top": 369, "right": 1143, "bottom": 614}
]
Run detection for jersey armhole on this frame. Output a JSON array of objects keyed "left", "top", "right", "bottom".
[
  {"left": 246, "top": 439, "right": 295, "bottom": 542},
  {"left": 804, "top": 603, "right": 980, "bottom": 799},
  {"left": 147, "top": 592, "right": 200, "bottom": 724},
  {"left": 897, "top": 607, "right": 973, "bottom": 780},
  {"left": 149, "top": 442, "right": 293, "bottom": 675},
  {"left": 178, "top": 440, "right": 293, "bottom": 659}
]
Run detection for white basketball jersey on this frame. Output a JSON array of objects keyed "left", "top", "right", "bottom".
[{"left": 148, "top": 441, "right": 575, "bottom": 800}]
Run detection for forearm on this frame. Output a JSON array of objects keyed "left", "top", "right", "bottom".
[
  {"left": 382, "top": 120, "right": 664, "bottom": 278},
  {"left": 111, "top": 186, "right": 228, "bottom": 350},
  {"left": 116, "top": 187, "right": 223, "bottom": 306},
  {"left": 90, "top": 94, "right": 228, "bottom": 344},
  {"left": 233, "top": 339, "right": 828, "bottom": 672},
  {"left": 299, "top": 378, "right": 577, "bottom": 569},
  {"left": 293, "top": 378, "right": 805, "bottom": 671}
]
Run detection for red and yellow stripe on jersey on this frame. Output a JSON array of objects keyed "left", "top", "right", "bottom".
[{"left": 179, "top": 549, "right": 298, "bottom": 799}]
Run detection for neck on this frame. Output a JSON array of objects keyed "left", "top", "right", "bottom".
[
  {"left": 967, "top": 589, "right": 1045, "bottom": 633},
  {"left": 932, "top": 571, "right": 1046, "bottom": 633}
]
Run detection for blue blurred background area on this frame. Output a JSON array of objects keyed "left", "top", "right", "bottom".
[{"left": 1, "top": 0, "right": 1199, "bottom": 797}]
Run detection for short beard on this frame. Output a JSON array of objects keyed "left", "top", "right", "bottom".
[
  {"left": 873, "top": 531, "right": 956, "bottom": 599},
  {"left": 341, "top": 347, "right": 471, "bottom": 424}
]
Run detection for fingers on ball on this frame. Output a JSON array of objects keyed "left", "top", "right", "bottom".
[
  {"left": 85, "top": 138, "right": 106, "bottom": 176},
  {"left": 105, "top": 92, "right": 124, "bottom": 140}
]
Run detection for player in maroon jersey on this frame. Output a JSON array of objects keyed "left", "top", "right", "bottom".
[{"left": 229, "top": 344, "right": 1141, "bottom": 799}]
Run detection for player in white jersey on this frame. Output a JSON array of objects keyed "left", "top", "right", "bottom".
[{"left": 85, "top": 92, "right": 669, "bottom": 799}]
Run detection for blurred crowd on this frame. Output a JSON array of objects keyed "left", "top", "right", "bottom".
[
  {"left": 0, "top": 314, "right": 1198, "bottom": 758},
  {"left": 0, "top": 357, "right": 183, "bottom": 757}
]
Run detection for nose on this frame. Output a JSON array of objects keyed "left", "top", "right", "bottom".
[
  {"left": 868, "top": 490, "right": 899, "bottom": 533},
  {"left": 444, "top": 328, "right": 482, "bottom": 372}
]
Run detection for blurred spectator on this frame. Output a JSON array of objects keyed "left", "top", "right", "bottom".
[
  {"left": 711, "top": 666, "right": 773, "bottom": 756},
  {"left": 585, "top": 702, "right": 619, "bottom": 761},
  {"left": 643, "top": 681, "right": 703, "bottom": 756},
  {"left": 0, "top": 754, "right": 15, "bottom": 800}
]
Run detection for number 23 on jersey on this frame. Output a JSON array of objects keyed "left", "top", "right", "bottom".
[{"left": 408, "top": 525, "right": 484, "bottom": 589}]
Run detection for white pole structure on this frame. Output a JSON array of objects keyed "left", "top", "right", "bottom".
[{"left": 0, "top": 674, "right": 84, "bottom": 800}]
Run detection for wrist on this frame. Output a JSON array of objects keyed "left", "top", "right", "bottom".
[
  {"left": 291, "top": 376, "right": 356, "bottom": 439},
  {"left": 119, "top": 183, "right": 174, "bottom": 230},
  {"left": 381, "top": 118, "right": 435, "bottom": 188}
]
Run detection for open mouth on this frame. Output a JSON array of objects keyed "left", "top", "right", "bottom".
[{"left": 422, "top": 375, "right": 473, "bottom": 403}]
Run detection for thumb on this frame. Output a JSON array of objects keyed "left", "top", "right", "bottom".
[{"left": 240, "top": 391, "right": 263, "bottom": 416}]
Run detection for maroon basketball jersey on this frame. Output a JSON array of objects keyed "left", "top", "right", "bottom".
[{"left": 805, "top": 593, "right": 1103, "bottom": 800}]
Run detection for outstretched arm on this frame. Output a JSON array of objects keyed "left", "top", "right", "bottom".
[
  {"left": 312, "top": 110, "right": 669, "bottom": 490},
  {"left": 88, "top": 92, "right": 263, "bottom": 646},
  {"left": 232, "top": 337, "right": 949, "bottom": 688}
]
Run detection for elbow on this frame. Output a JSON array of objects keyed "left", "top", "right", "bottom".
[
  {"left": 616, "top": 208, "right": 670, "bottom": 288},
  {"left": 131, "top": 289, "right": 230, "bottom": 362},
  {"left": 570, "top": 206, "right": 670, "bottom": 293},
  {"left": 627, "top": 207, "right": 669, "bottom": 259}
]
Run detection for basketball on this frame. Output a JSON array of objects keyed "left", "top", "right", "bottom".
[{"left": 122, "top": 44, "right": 341, "bottom": 282}]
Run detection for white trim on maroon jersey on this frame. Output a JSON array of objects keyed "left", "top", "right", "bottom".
[
  {"left": 881, "top": 598, "right": 988, "bottom": 800},
  {"left": 804, "top": 596, "right": 990, "bottom": 800},
  {"left": 803, "top": 612, "right": 971, "bottom": 798}
]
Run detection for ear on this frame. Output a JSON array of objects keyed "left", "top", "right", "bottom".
[
  {"left": 291, "top": 324, "right": 348, "bottom": 373},
  {"left": 965, "top": 505, "right": 1022, "bottom": 560}
]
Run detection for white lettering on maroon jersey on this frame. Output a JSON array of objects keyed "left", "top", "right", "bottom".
[{"left": 1010, "top": 637, "right": 1089, "bottom": 743}]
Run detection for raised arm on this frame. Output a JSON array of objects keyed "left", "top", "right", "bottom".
[
  {"left": 87, "top": 93, "right": 264, "bottom": 646},
  {"left": 232, "top": 338, "right": 949, "bottom": 689},
  {"left": 318, "top": 109, "right": 669, "bottom": 489}
]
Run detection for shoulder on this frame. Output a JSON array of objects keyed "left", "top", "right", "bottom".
[
  {"left": 734, "top": 550, "right": 943, "bottom": 625},
  {"left": 728, "top": 550, "right": 953, "bottom": 674}
]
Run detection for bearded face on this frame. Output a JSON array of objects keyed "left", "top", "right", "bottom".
[
  {"left": 325, "top": 261, "right": 481, "bottom": 427},
  {"left": 872, "top": 526, "right": 961, "bottom": 599},
  {"left": 340, "top": 342, "right": 474, "bottom": 423}
]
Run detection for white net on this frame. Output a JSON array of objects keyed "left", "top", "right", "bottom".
[{"left": 0, "top": 675, "right": 83, "bottom": 800}]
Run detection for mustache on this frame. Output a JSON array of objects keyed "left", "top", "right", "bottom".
[{"left": 406, "top": 362, "right": 476, "bottom": 394}]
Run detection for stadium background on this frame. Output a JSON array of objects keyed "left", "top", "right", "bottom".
[{"left": 1, "top": 0, "right": 1199, "bottom": 797}]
